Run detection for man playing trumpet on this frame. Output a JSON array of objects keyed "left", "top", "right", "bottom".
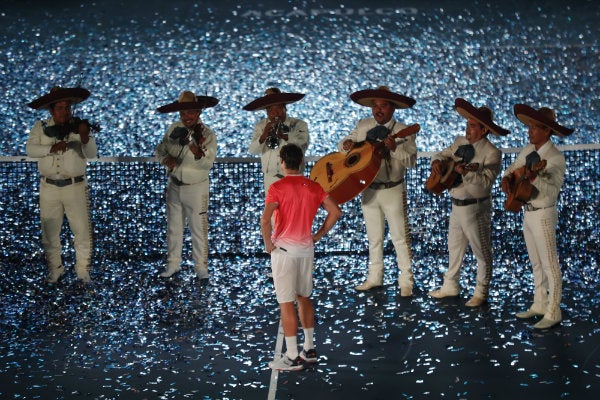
[{"left": 245, "top": 87, "right": 309, "bottom": 191}]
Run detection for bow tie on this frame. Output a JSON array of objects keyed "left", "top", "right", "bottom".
[
  {"left": 454, "top": 144, "right": 475, "bottom": 164},
  {"left": 526, "top": 151, "right": 541, "bottom": 169},
  {"left": 366, "top": 125, "right": 390, "bottom": 143}
]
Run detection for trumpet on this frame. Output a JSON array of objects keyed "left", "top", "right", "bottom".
[{"left": 265, "top": 118, "right": 282, "bottom": 149}]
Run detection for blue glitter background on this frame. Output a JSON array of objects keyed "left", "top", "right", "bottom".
[{"left": 0, "top": 1, "right": 599, "bottom": 399}]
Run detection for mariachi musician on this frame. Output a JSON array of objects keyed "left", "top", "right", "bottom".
[
  {"left": 501, "top": 105, "right": 573, "bottom": 329},
  {"left": 26, "top": 86, "right": 98, "bottom": 284},
  {"left": 428, "top": 98, "right": 509, "bottom": 307},
  {"left": 155, "top": 90, "right": 218, "bottom": 280},
  {"left": 338, "top": 86, "right": 417, "bottom": 296},
  {"left": 245, "top": 87, "right": 309, "bottom": 192}
]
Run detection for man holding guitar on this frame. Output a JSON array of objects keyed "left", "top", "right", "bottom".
[
  {"left": 428, "top": 98, "right": 509, "bottom": 307},
  {"left": 501, "top": 105, "right": 574, "bottom": 329},
  {"left": 338, "top": 86, "right": 418, "bottom": 296}
]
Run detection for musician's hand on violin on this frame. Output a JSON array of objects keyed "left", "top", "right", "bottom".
[
  {"left": 188, "top": 142, "right": 205, "bottom": 159},
  {"left": 77, "top": 121, "right": 90, "bottom": 144},
  {"left": 383, "top": 136, "right": 397, "bottom": 152},
  {"left": 50, "top": 141, "right": 68, "bottom": 154},
  {"left": 342, "top": 139, "right": 354, "bottom": 151},
  {"left": 501, "top": 176, "right": 512, "bottom": 194},
  {"left": 163, "top": 156, "right": 177, "bottom": 171}
]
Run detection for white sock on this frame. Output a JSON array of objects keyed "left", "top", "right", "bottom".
[
  {"left": 285, "top": 336, "right": 298, "bottom": 359},
  {"left": 303, "top": 328, "right": 314, "bottom": 350}
]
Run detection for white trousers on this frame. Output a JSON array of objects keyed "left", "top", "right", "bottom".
[
  {"left": 360, "top": 184, "right": 413, "bottom": 287},
  {"left": 441, "top": 199, "right": 493, "bottom": 298},
  {"left": 165, "top": 179, "right": 209, "bottom": 273},
  {"left": 39, "top": 179, "right": 92, "bottom": 274},
  {"left": 523, "top": 206, "right": 562, "bottom": 321}
]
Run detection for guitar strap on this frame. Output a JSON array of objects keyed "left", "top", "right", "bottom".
[{"left": 366, "top": 125, "right": 391, "bottom": 142}]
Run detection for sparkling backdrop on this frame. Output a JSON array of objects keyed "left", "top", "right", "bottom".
[
  {"left": 0, "top": 1, "right": 598, "bottom": 157},
  {"left": 1, "top": 0, "right": 599, "bottom": 399}
]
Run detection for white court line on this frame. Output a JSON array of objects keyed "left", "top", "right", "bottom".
[{"left": 267, "top": 319, "right": 285, "bottom": 400}]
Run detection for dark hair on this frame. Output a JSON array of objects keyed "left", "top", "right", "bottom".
[{"left": 279, "top": 143, "right": 303, "bottom": 171}]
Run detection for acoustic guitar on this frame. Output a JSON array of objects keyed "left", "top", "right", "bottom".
[
  {"left": 503, "top": 160, "right": 547, "bottom": 212},
  {"left": 426, "top": 160, "right": 479, "bottom": 195},
  {"left": 310, "top": 124, "right": 420, "bottom": 204}
]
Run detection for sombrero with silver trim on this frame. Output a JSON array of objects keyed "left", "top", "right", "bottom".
[
  {"left": 242, "top": 87, "right": 305, "bottom": 111},
  {"left": 454, "top": 98, "right": 510, "bottom": 136},
  {"left": 513, "top": 104, "right": 574, "bottom": 137},
  {"left": 350, "top": 86, "right": 416, "bottom": 109},
  {"left": 28, "top": 86, "right": 91, "bottom": 110},
  {"left": 157, "top": 90, "right": 219, "bottom": 113}
]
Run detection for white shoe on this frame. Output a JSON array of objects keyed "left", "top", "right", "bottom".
[
  {"left": 355, "top": 280, "right": 382, "bottom": 291},
  {"left": 299, "top": 349, "right": 318, "bottom": 363},
  {"left": 268, "top": 354, "right": 304, "bottom": 371},
  {"left": 465, "top": 296, "right": 486, "bottom": 307},
  {"left": 533, "top": 317, "right": 561, "bottom": 329},
  {"left": 159, "top": 266, "right": 181, "bottom": 278},
  {"left": 76, "top": 272, "right": 91, "bottom": 283},
  {"left": 46, "top": 266, "right": 65, "bottom": 283},
  {"left": 195, "top": 268, "right": 209, "bottom": 280},
  {"left": 75, "top": 267, "right": 91, "bottom": 283},
  {"left": 429, "top": 288, "right": 459, "bottom": 298},
  {"left": 515, "top": 309, "right": 544, "bottom": 319}
]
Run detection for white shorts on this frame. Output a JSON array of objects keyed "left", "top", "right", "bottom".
[{"left": 271, "top": 248, "right": 314, "bottom": 303}]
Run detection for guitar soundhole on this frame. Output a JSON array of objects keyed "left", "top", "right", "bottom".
[{"left": 345, "top": 153, "right": 360, "bottom": 167}]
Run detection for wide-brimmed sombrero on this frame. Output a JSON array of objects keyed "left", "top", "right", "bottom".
[
  {"left": 157, "top": 91, "right": 219, "bottom": 113},
  {"left": 28, "top": 86, "right": 91, "bottom": 110},
  {"left": 350, "top": 86, "right": 416, "bottom": 109},
  {"left": 513, "top": 104, "right": 574, "bottom": 137},
  {"left": 454, "top": 98, "right": 510, "bottom": 136},
  {"left": 242, "top": 87, "right": 305, "bottom": 111}
]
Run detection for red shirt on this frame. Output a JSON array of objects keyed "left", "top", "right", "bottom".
[{"left": 265, "top": 175, "right": 328, "bottom": 256}]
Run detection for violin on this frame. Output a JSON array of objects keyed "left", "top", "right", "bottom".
[
  {"left": 170, "top": 123, "right": 205, "bottom": 146},
  {"left": 43, "top": 117, "right": 101, "bottom": 140}
]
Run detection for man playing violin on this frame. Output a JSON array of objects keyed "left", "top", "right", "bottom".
[
  {"left": 155, "top": 91, "right": 218, "bottom": 280},
  {"left": 428, "top": 98, "right": 508, "bottom": 307},
  {"left": 501, "top": 105, "right": 573, "bottom": 329},
  {"left": 338, "top": 86, "right": 417, "bottom": 296},
  {"left": 245, "top": 87, "right": 309, "bottom": 191},
  {"left": 26, "top": 86, "right": 98, "bottom": 284}
]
